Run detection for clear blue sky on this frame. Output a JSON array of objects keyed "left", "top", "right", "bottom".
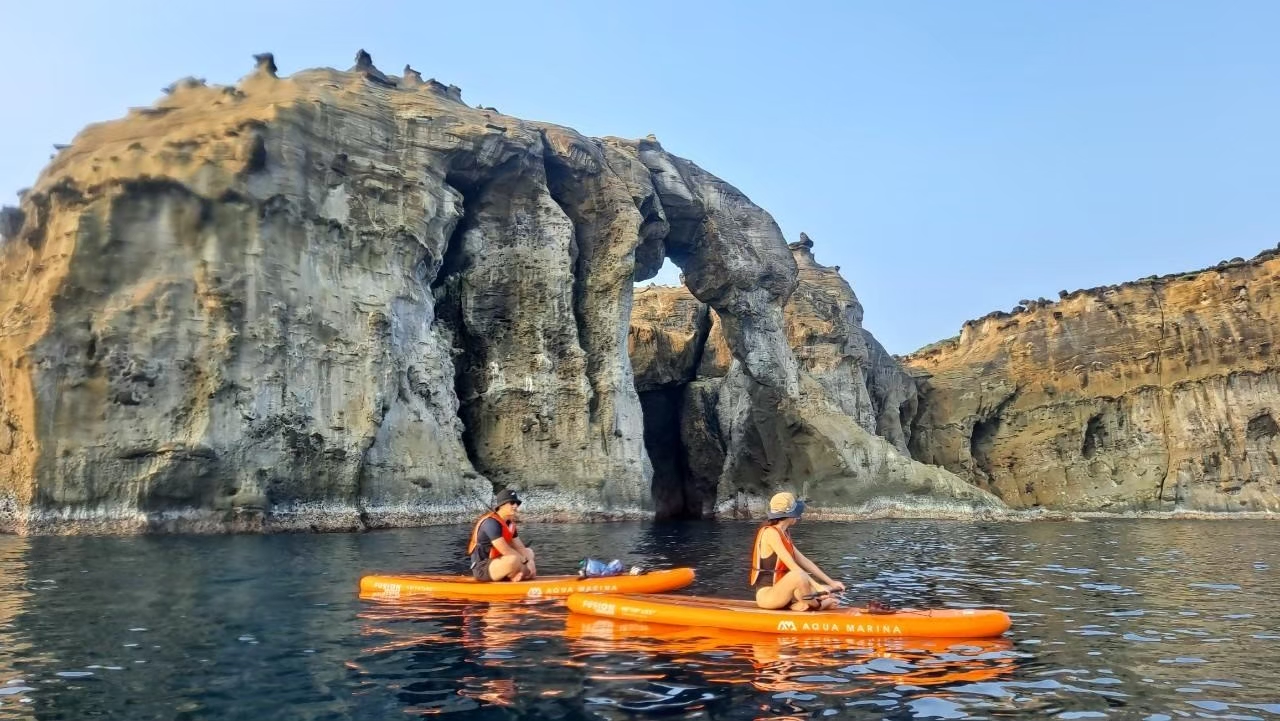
[{"left": 4, "top": 1, "right": 1278, "bottom": 354}]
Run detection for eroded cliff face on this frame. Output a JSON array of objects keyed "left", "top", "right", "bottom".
[
  {"left": 784, "top": 234, "right": 919, "bottom": 453},
  {"left": 905, "top": 249, "right": 1280, "bottom": 512},
  {"left": 0, "top": 53, "right": 1000, "bottom": 533},
  {"left": 628, "top": 237, "right": 998, "bottom": 519}
]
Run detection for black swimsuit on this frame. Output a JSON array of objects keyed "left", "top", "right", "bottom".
[{"left": 754, "top": 547, "right": 779, "bottom": 589}]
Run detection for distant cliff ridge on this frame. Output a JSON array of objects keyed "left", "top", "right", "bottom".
[
  {"left": 905, "top": 246, "right": 1280, "bottom": 512},
  {"left": 0, "top": 52, "right": 999, "bottom": 534}
]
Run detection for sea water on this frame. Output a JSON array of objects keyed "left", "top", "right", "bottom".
[{"left": 0, "top": 519, "right": 1276, "bottom": 720}]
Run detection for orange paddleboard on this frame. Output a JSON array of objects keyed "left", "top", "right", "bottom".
[
  {"left": 359, "top": 567, "right": 695, "bottom": 601},
  {"left": 566, "top": 592, "right": 1011, "bottom": 638}
]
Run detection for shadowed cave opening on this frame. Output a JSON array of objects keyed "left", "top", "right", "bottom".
[
  {"left": 969, "top": 414, "right": 1000, "bottom": 480},
  {"left": 968, "top": 390, "right": 1019, "bottom": 486},
  {"left": 1247, "top": 412, "right": 1279, "bottom": 442},
  {"left": 1082, "top": 413, "right": 1107, "bottom": 459},
  {"left": 431, "top": 171, "right": 491, "bottom": 489},
  {"left": 633, "top": 259, "right": 717, "bottom": 520},
  {"left": 639, "top": 386, "right": 700, "bottom": 520}
]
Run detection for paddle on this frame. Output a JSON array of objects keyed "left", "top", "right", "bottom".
[{"left": 752, "top": 569, "right": 895, "bottom": 612}]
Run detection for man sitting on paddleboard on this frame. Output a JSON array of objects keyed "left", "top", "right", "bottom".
[
  {"left": 467, "top": 489, "right": 537, "bottom": 582},
  {"left": 751, "top": 492, "right": 845, "bottom": 611}
]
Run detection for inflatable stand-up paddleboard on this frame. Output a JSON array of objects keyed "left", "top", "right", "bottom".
[
  {"left": 564, "top": 614, "right": 1016, "bottom": 655},
  {"left": 563, "top": 614, "right": 1018, "bottom": 687},
  {"left": 566, "top": 592, "right": 1011, "bottom": 639},
  {"left": 359, "top": 567, "right": 695, "bottom": 601}
]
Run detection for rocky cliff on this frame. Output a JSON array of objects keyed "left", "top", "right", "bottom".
[
  {"left": 0, "top": 53, "right": 1000, "bottom": 533},
  {"left": 629, "top": 235, "right": 997, "bottom": 519},
  {"left": 905, "top": 248, "right": 1280, "bottom": 512}
]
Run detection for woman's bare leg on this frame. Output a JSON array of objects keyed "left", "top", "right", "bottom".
[{"left": 755, "top": 572, "right": 818, "bottom": 611}]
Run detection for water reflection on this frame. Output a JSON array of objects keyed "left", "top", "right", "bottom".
[
  {"left": 355, "top": 599, "right": 573, "bottom": 716},
  {"left": 0, "top": 536, "right": 34, "bottom": 720},
  {"left": 564, "top": 614, "right": 1019, "bottom": 693},
  {"left": 350, "top": 594, "right": 1024, "bottom": 718}
]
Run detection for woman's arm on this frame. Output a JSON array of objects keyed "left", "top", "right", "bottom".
[{"left": 791, "top": 546, "right": 844, "bottom": 590}]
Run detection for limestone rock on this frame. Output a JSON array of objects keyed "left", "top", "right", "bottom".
[
  {"left": 786, "top": 234, "right": 876, "bottom": 432},
  {"left": 863, "top": 329, "right": 919, "bottom": 454},
  {"left": 697, "top": 308, "right": 734, "bottom": 378},
  {"left": 350, "top": 50, "right": 395, "bottom": 87},
  {"left": 629, "top": 285, "right": 710, "bottom": 391},
  {"left": 750, "top": 370, "right": 997, "bottom": 512},
  {"left": 252, "top": 53, "right": 277, "bottom": 78},
  {"left": 598, "top": 138, "right": 669, "bottom": 281},
  {"left": 627, "top": 236, "right": 999, "bottom": 519},
  {"left": 0, "top": 206, "right": 23, "bottom": 242},
  {"left": 435, "top": 122, "right": 650, "bottom": 503},
  {"left": 905, "top": 248, "right": 1280, "bottom": 512},
  {"left": 0, "top": 61, "right": 649, "bottom": 531},
  {"left": 0, "top": 56, "right": 998, "bottom": 533},
  {"left": 679, "top": 379, "right": 728, "bottom": 516},
  {"left": 0, "top": 65, "right": 506, "bottom": 533}
]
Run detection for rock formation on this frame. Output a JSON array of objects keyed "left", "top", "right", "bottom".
[
  {"left": 0, "top": 53, "right": 999, "bottom": 534},
  {"left": 629, "top": 286, "right": 716, "bottom": 518},
  {"left": 252, "top": 53, "right": 277, "bottom": 78},
  {"left": 629, "top": 237, "right": 998, "bottom": 519},
  {"left": 905, "top": 248, "right": 1280, "bottom": 512},
  {"left": 785, "top": 233, "right": 877, "bottom": 433}
]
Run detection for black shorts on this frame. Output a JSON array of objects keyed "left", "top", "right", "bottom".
[{"left": 472, "top": 559, "right": 493, "bottom": 582}]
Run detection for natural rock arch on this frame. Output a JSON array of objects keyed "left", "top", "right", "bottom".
[{"left": 0, "top": 54, "right": 998, "bottom": 533}]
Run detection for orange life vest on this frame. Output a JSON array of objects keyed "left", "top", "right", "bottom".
[
  {"left": 749, "top": 523, "right": 797, "bottom": 585},
  {"left": 467, "top": 512, "right": 516, "bottom": 560}
]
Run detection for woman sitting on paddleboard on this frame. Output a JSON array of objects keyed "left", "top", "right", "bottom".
[{"left": 751, "top": 492, "right": 845, "bottom": 611}]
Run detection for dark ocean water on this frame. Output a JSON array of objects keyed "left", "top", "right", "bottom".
[{"left": 0, "top": 519, "right": 1277, "bottom": 720}]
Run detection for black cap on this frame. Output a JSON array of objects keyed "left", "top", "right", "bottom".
[{"left": 493, "top": 488, "right": 522, "bottom": 510}]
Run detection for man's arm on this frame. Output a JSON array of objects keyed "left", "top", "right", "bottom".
[
  {"left": 496, "top": 536, "right": 535, "bottom": 578},
  {"left": 481, "top": 518, "right": 523, "bottom": 560},
  {"left": 491, "top": 537, "right": 522, "bottom": 559}
]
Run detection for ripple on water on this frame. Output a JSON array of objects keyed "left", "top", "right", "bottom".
[
  {"left": 2, "top": 520, "right": 1280, "bottom": 719},
  {"left": 905, "top": 696, "right": 968, "bottom": 719}
]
